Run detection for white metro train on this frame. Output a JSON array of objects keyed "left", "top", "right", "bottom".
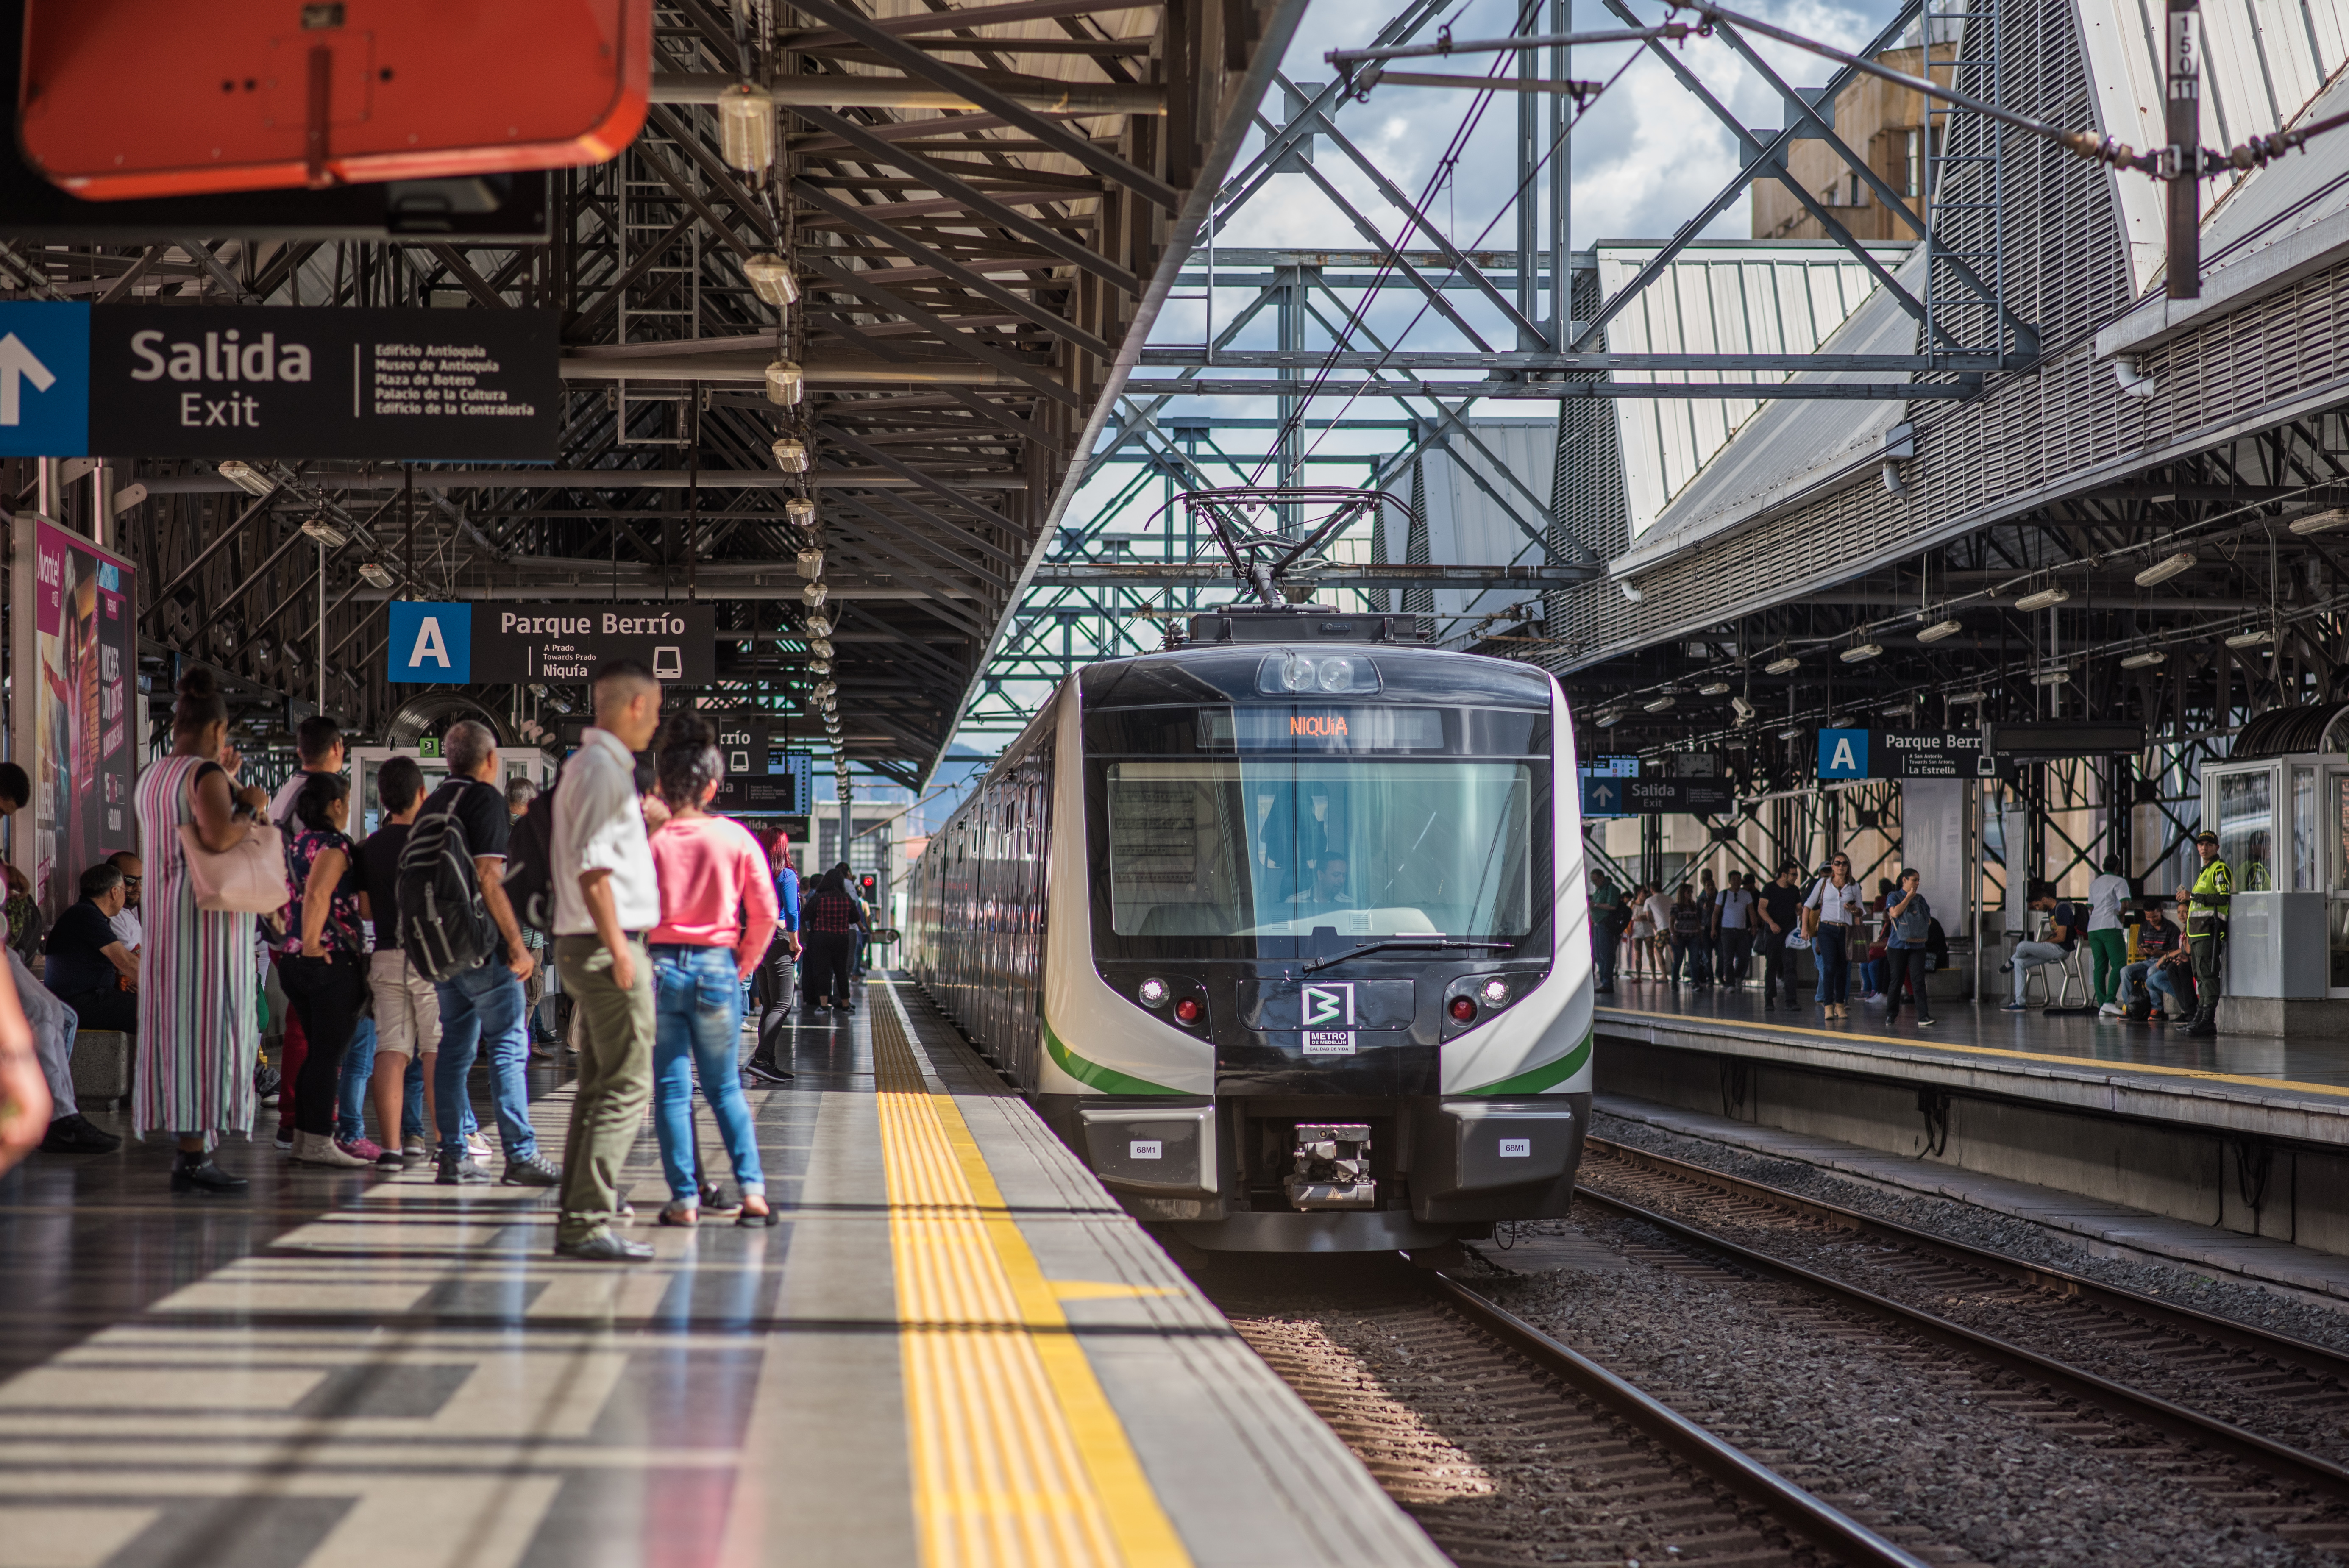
[{"left": 905, "top": 603, "right": 1593, "bottom": 1251}]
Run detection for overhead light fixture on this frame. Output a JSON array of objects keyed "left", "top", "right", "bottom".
[
  {"left": 765, "top": 358, "right": 805, "bottom": 406},
  {"left": 2290, "top": 508, "right": 2349, "bottom": 536},
  {"left": 715, "top": 83, "right": 778, "bottom": 173},
  {"left": 802, "top": 580, "right": 829, "bottom": 608},
  {"left": 1765, "top": 653, "right": 1801, "bottom": 675},
  {"left": 810, "top": 638, "right": 835, "bottom": 659},
  {"left": 1777, "top": 724, "right": 1804, "bottom": 740},
  {"left": 2032, "top": 667, "right": 2070, "bottom": 686},
  {"left": 771, "top": 436, "right": 809, "bottom": 473},
  {"left": 217, "top": 459, "right": 273, "bottom": 497},
  {"left": 1595, "top": 706, "right": 1626, "bottom": 728},
  {"left": 356, "top": 562, "right": 395, "bottom": 589},
  {"left": 2118, "top": 649, "right": 2167, "bottom": 669},
  {"left": 786, "top": 496, "right": 816, "bottom": 530},
  {"left": 796, "top": 548, "right": 825, "bottom": 581},
  {"left": 1947, "top": 689, "right": 1987, "bottom": 703},
  {"left": 805, "top": 612, "right": 833, "bottom": 637},
  {"left": 1840, "top": 642, "right": 1884, "bottom": 664},
  {"left": 813, "top": 681, "right": 837, "bottom": 701},
  {"left": 299, "top": 518, "right": 349, "bottom": 548},
  {"left": 1642, "top": 694, "right": 1676, "bottom": 713},
  {"left": 742, "top": 251, "right": 799, "bottom": 308},
  {"left": 2135, "top": 551, "right": 2197, "bottom": 587},
  {"left": 1916, "top": 618, "right": 1963, "bottom": 643},
  {"left": 1698, "top": 681, "right": 1732, "bottom": 696},
  {"left": 1731, "top": 696, "right": 1756, "bottom": 723},
  {"left": 2015, "top": 585, "right": 2070, "bottom": 612},
  {"left": 808, "top": 659, "right": 832, "bottom": 676},
  {"left": 2225, "top": 628, "right": 2273, "bottom": 648}
]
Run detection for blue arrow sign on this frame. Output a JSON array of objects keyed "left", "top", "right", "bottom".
[
  {"left": 0, "top": 303, "right": 88, "bottom": 457},
  {"left": 1581, "top": 776, "right": 1626, "bottom": 817}
]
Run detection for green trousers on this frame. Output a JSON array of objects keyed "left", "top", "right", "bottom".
[
  {"left": 554, "top": 934, "right": 655, "bottom": 1246},
  {"left": 2190, "top": 929, "right": 2224, "bottom": 1015},
  {"left": 2085, "top": 928, "right": 2128, "bottom": 1006}
]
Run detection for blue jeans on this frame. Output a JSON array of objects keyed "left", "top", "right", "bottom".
[
  {"left": 2147, "top": 963, "right": 2191, "bottom": 1012},
  {"left": 1813, "top": 924, "right": 1851, "bottom": 1004},
  {"left": 651, "top": 945, "right": 765, "bottom": 1202},
  {"left": 434, "top": 961, "right": 536, "bottom": 1160}
]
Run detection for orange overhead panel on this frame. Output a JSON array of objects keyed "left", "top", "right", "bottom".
[{"left": 18, "top": 0, "right": 650, "bottom": 200}]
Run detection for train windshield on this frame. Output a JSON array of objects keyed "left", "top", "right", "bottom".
[{"left": 1105, "top": 759, "right": 1536, "bottom": 942}]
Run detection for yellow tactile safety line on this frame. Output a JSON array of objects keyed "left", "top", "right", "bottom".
[
  {"left": 1596, "top": 1006, "right": 2349, "bottom": 1101},
  {"left": 871, "top": 993, "right": 1194, "bottom": 1568}
]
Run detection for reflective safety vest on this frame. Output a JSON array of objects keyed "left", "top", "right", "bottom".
[{"left": 2188, "top": 856, "right": 2232, "bottom": 931}]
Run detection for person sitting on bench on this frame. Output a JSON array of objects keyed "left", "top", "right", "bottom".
[
  {"left": 45, "top": 862, "right": 138, "bottom": 1034},
  {"left": 2000, "top": 881, "right": 2081, "bottom": 1012}
]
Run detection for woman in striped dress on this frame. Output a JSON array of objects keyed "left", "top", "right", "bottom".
[{"left": 132, "top": 667, "right": 271, "bottom": 1193}]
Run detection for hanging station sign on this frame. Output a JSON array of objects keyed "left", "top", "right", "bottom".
[
  {"left": 387, "top": 602, "right": 718, "bottom": 685},
  {"left": 0, "top": 302, "right": 560, "bottom": 459}
]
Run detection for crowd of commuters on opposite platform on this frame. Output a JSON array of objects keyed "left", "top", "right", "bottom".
[
  {"left": 0, "top": 658, "right": 876, "bottom": 1252},
  {"left": 1582, "top": 825, "right": 2245, "bottom": 1036}
]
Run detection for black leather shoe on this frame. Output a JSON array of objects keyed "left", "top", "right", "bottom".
[
  {"left": 554, "top": 1233, "right": 655, "bottom": 1262},
  {"left": 41, "top": 1112, "right": 122, "bottom": 1153},
  {"left": 437, "top": 1154, "right": 492, "bottom": 1185},
  {"left": 170, "top": 1153, "right": 248, "bottom": 1193},
  {"left": 501, "top": 1152, "right": 561, "bottom": 1187},
  {"left": 744, "top": 1059, "right": 794, "bottom": 1084}
]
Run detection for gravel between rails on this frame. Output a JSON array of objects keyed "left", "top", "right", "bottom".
[
  {"left": 1574, "top": 1138, "right": 2349, "bottom": 1476},
  {"left": 1200, "top": 1253, "right": 1855, "bottom": 1568},
  {"left": 1483, "top": 1215, "right": 2340, "bottom": 1568},
  {"left": 1591, "top": 1109, "right": 2349, "bottom": 1354}
]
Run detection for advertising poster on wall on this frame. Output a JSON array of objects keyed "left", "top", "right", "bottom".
[{"left": 12, "top": 520, "right": 138, "bottom": 918}]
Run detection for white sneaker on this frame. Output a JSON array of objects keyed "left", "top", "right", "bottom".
[
  {"left": 2098, "top": 1002, "right": 2126, "bottom": 1017},
  {"left": 466, "top": 1131, "right": 493, "bottom": 1160},
  {"left": 307, "top": 1135, "right": 373, "bottom": 1169}
]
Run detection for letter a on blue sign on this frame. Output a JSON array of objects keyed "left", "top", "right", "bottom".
[
  {"left": 388, "top": 603, "right": 471, "bottom": 683},
  {"left": 0, "top": 303, "right": 89, "bottom": 457},
  {"left": 1817, "top": 728, "right": 1869, "bottom": 779}
]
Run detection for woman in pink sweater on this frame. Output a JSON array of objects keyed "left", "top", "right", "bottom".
[{"left": 646, "top": 716, "right": 781, "bottom": 1226}]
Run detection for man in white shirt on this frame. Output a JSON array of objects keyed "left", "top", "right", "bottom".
[
  {"left": 2086, "top": 855, "right": 2132, "bottom": 1013},
  {"left": 550, "top": 660, "right": 665, "bottom": 1262},
  {"left": 106, "top": 851, "right": 142, "bottom": 953}
]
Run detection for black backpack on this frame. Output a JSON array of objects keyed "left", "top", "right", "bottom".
[
  {"left": 398, "top": 783, "right": 499, "bottom": 981},
  {"left": 503, "top": 783, "right": 560, "bottom": 935}
]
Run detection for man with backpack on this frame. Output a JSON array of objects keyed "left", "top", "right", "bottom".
[{"left": 407, "top": 720, "right": 557, "bottom": 1187}]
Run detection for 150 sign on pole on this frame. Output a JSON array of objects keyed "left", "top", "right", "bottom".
[{"left": 0, "top": 301, "right": 559, "bottom": 459}]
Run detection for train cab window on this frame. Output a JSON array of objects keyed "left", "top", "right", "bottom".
[{"left": 1104, "top": 758, "right": 1534, "bottom": 944}]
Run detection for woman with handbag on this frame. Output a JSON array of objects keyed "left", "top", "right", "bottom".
[
  {"left": 279, "top": 772, "right": 375, "bottom": 1169},
  {"left": 132, "top": 668, "right": 275, "bottom": 1193}
]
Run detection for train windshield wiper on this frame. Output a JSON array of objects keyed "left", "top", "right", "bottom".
[{"left": 1302, "top": 938, "right": 1515, "bottom": 973}]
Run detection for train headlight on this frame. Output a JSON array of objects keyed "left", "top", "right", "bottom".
[
  {"left": 1480, "top": 977, "right": 1510, "bottom": 1006},
  {"left": 1448, "top": 996, "right": 1477, "bottom": 1023},
  {"left": 1258, "top": 653, "right": 1381, "bottom": 695},
  {"left": 1173, "top": 997, "right": 1203, "bottom": 1025},
  {"left": 1138, "top": 978, "right": 1169, "bottom": 1008}
]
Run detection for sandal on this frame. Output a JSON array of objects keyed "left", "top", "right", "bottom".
[
  {"left": 738, "top": 1200, "right": 779, "bottom": 1228},
  {"left": 658, "top": 1202, "right": 700, "bottom": 1227}
]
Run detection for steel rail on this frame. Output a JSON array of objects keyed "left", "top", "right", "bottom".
[
  {"left": 1571, "top": 1184, "right": 2349, "bottom": 1501},
  {"left": 1587, "top": 1136, "right": 2349, "bottom": 1387},
  {"left": 1426, "top": 1272, "right": 1939, "bottom": 1568}
]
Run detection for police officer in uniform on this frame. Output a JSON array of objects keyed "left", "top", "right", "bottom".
[{"left": 2185, "top": 829, "right": 2231, "bottom": 1037}]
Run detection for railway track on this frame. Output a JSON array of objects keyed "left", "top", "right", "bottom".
[
  {"left": 1570, "top": 1136, "right": 2349, "bottom": 1554},
  {"left": 1203, "top": 1255, "right": 1954, "bottom": 1567}
]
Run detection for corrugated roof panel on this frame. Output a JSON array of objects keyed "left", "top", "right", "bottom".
[{"left": 1595, "top": 243, "right": 1904, "bottom": 537}]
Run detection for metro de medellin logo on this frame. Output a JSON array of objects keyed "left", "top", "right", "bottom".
[{"left": 1300, "top": 983, "right": 1353, "bottom": 1028}]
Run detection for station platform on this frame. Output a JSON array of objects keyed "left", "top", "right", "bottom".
[
  {"left": 0, "top": 979, "right": 1439, "bottom": 1568},
  {"left": 1593, "top": 977, "right": 2349, "bottom": 1262},
  {"left": 1598, "top": 977, "right": 2349, "bottom": 1144}
]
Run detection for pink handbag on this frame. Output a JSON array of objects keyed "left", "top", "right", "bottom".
[{"left": 176, "top": 821, "right": 288, "bottom": 915}]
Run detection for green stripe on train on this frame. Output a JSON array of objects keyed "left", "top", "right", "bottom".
[
  {"left": 1459, "top": 1030, "right": 1592, "bottom": 1096},
  {"left": 1044, "top": 1020, "right": 1187, "bottom": 1096}
]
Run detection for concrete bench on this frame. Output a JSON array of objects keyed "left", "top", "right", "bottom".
[{"left": 70, "top": 1029, "right": 131, "bottom": 1110}]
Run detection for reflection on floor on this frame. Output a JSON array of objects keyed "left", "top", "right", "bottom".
[
  {"left": 0, "top": 1004, "right": 853, "bottom": 1568},
  {"left": 1600, "top": 974, "right": 2349, "bottom": 1092}
]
